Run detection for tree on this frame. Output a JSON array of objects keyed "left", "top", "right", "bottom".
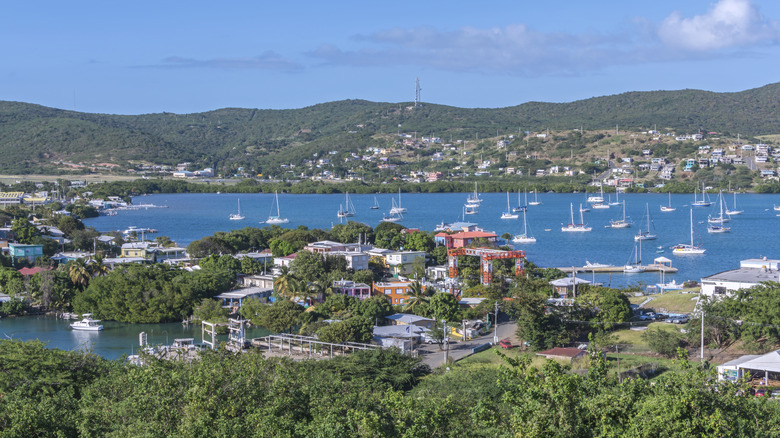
[
  {"left": 89, "top": 254, "right": 110, "bottom": 278},
  {"left": 238, "top": 297, "right": 265, "bottom": 325},
  {"left": 374, "top": 222, "right": 405, "bottom": 249},
  {"left": 192, "top": 298, "right": 229, "bottom": 324},
  {"left": 642, "top": 327, "right": 686, "bottom": 358},
  {"left": 403, "top": 281, "right": 430, "bottom": 315},
  {"left": 404, "top": 231, "right": 434, "bottom": 253},
  {"left": 427, "top": 292, "right": 461, "bottom": 322},
  {"left": 259, "top": 299, "right": 303, "bottom": 333},
  {"left": 354, "top": 295, "right": 394, "bottom": 322},
  {"left": 315, "top": 316, "right": 373, "bottom": 344},
  {"left": 11, "top": 217, "right": 38, "bottom": 244},
  {"left": 290, "top": 251, "right": 326, "bottom": 285},
  {"left": 68, "top": 259, "right": 91, "bottom": 289}
]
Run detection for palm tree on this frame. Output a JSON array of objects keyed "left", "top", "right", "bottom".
[
  {"left": 305, "top": 280, "right": 333, "bottom": 305},
  {"left": 273, "top": 266, "right": 298, "bottom": 301},
  {"left": 68, "top": 259, "right": 90, "bottom": 289},
  {"left": 89, "top": 254, "right": 110, "bottom": 277},
  {"left": 403, "top": 280, "right": 430, "bottom": 314}
]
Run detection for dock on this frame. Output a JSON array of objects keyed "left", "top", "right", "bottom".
[{"left": 557, "top": 264, "right": 678, "bottom": 274}]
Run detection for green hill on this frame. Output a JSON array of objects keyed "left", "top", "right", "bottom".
[{"left": 2, "top": 83, "right": 780, "bottom": 174}]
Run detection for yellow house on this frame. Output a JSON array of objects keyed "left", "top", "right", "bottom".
[{"left": 121, "top": 242, "right": 153, "bottom": 258}]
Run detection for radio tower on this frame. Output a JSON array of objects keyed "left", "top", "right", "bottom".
[{"left": 414, "top": 77, "right": 421, "bottom": 107}]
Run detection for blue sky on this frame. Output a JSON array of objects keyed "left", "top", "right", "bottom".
[{"left": 3, "top": 0, "right": 780, "bottom": 114}]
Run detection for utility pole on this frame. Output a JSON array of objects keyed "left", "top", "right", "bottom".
[
  {"left": 493, "top": 301, "right": 499, "bottom": 344},
  {"left": 701, "top": 307, "right": 705, "bottom": 362},
  {"left": 443, "top": 320, "right": 449, "bottom": 365},
  {"left": 616, "top": 344, "right": 621, "bottom": 383}
]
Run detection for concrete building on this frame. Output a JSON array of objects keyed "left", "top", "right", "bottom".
[
  {"left": 332, "top": 279, "right": 373, "bottom": 300},
  {"left": 700, "top": 258, "right": 780, "bottom": 298},
  {"left": 385, "top": 251, "right": 426, "bottom": 277},
  {"left": 373, "top": 280, "right": 412, "bottom": 305},
  {"left": 8, "top": 243, "right": 44, "bottom": 264}
]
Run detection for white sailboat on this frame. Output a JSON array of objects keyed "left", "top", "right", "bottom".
[
  {"left": 562, "top": 203, "right": 592, "bottom": 232},
  {"left": 586, "top": 187, "right": 604, "bottom": 204},
  {"left": 264, "top": 191, "right": 289, "bottom": 224},
  {"left": 512, "top": 208, "right": 536, "bottom": 243},
  {"left": 634, "top": 203, "right": 657, "bottom": 241},
  {"left": 370, "top": 197, "right": 380, "bottom": 210},
  {"left": 624, "top": 239, "right": 645, "bottom": 273},
  {"left": 389, "top": 189, "right": 407, "bottom": 214},
  {"left": 513, "top": 190, "right": 527, "bottom": 213},
  {"left": 609, "top": 201, "right": 632, "bottom": 228},
  {"left": 590, "top": 187, "right": 609, "bottom": 209},
  {"left": 229, "top": 199, "right": 245, "bottom": 220},
  {"left": 609, "top": 189, "right": 621, "bottom": 206},
  {"left": 528, "top": 189, "right": 541, "bottom": 206},
  {"left": 466, "top": 182, "right": 483, "bottom": 205},
  {"left": 672, "top": 209, "right": 706, "bottom": 254},
  {"left": 383, "top": 198, "right": 404, "bottom": 222},
  {"left": 337, "top": 192, "right": 356, "bottom": 218},
  {"left": 660, "top": 192, "right": 676, "bottom": 212},
  {"left": 692, "top": 183, "right": 712, "bottom": 207},
  {"left": 725, "top": 192, "right": 743, "bottom": 215},
  {"left": 501, "top": 192, "right": 519, "bottom": 219},
  {"left": 707, "top": 193, "right": 731, "bottom": 233}
]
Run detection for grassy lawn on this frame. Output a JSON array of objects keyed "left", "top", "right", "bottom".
[
  {"left": 644, "top": 291, "right": 700, "bottom": 313},
  {"left": 612, "top": 322, "right": 682, "bottom": 347}
]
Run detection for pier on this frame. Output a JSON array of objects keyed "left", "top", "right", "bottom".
[{"left": 557, "top": 264, "right": 677, "bottom": 274}]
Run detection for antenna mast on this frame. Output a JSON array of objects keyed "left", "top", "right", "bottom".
[{"left": 414, "top": 77, "right": 421, "bottom": 107}]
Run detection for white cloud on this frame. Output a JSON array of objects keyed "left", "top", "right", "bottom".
[
  {"left": 658, "top": 0, "right": 780, "bottom": 51},
  {"left": 154, "top": 51, "right": 303, "bottom": 72}
]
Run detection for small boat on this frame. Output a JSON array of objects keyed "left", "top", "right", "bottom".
[
  {"left": 707, "top": 192, "right": 730, "bottom": 231},
  {"left": 264, "top": 191, "right": 289, "bottom": 224},
  {"left": 512, "top": 190, "right": 527, "bottom": 213},
  {"left": 774, "top": 205, "right": 780, "bottom": 212},
  {"left": 70, "top": 314, "right": 103, "bottom": 331},
  {"left": 562, "top": 203, "right": 592, "bottom": 232},
  {"left": 381, "top": 213, "right": 403, "bottom": 222},
  {"left": 579, "top": 204, "right": 591, "bottom": 213},
  {"left": 673, "top": 209, "right": 706, "bottom": 255},
  {"left": 528, "top": 189, "right": 541, "bottom": 206},
  {"left": 466, "top": 182, "right": 483, "bottom": 205},
  {"left": 608, "top": 201, "right": 632, "bottom": 228},
  {"left": 609, "top": 189, "right": 621, "bottom": 206},
  {"left": 389, "top": 189, "right": 407, "bottom": 214},
  {"left": 624, "top": 240, "right": 645, "bottom": 273},
  {"left": 592, "top": 202, "right": 610, "bottom": 210},
  {"left": 692, "top": 183, "right": 712, "bottom": 207},
  {"left": 337, "top": 192, "right": 356, "bottom": 218},
  {"left": 370, "top": 197, "right": 380, "bottom": 210},
  {"left": 229, "top": 199, "right": 245, "bottom": 220},
  {"left": 500, "top": 192, "right": 519, "bottom": 219},
  {"left": 660, "top": 192, "right": 676, "bottom": 212},
  {"left": 464, "top": 204, "right": 478, "bottom": 215},
  {"left": 657, "top": 280, "right": 684, "bottom": 291},
  {"left": 635, "top": 203, "right": 657, "bottom": 241},
  {"left": 725, "top": 192, "right": 743, "bottom": 215},
  {"left": 512, "top": 208, "right": 536, "bottom": 243},
  {"left": 585, "top": 261, "right": 614, "bottom": 268}
]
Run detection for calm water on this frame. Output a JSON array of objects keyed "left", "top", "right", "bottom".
[
  {"left": 0, "top": 315, "right": 270, "bottom": 360},
  {"left": 10, "top": 191, "right": 777, "bottom": 359}
]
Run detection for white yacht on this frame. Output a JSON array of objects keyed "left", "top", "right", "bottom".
[
  {"left": 70, "top": 314, "right": 103, "bottom": 331},
  {"left": 634, "top": 203, "right": 657, "bottom": 241},
  {"left": 389, "top": 189, "right": 407, "bottom": 214},
  {"left": 500, "top": 192, "right": 519, "bottom": 219},
  {"left": 512, "top": 208, "right": 536, "bottom": 244},
  {"left": 660, "top": 192, "right": 676, "bottom": 212},
  {"left": 264, "top": 191, "right": 289, "bottom": 224},
  {"left": 624, "top": 240, "right": 645, "bottom": 273},
  {"left": 562, "top": 203, "right": 592, "bottom": 232},
  {"left": 229, "top": 199, "right": 245, "bottom": 221},
  {"left": 673, "top": 209, "right": 706, "bottom": 255},
  {"left": 608, "top": 201, "right": 632, "bottom": 228}
]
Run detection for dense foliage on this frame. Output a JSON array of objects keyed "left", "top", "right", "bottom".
[{"left": 2, "top": 339, "right": 778, "bottom": 437}]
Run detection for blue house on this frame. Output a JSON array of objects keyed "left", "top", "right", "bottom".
[{"left": 8, "top": 243, "right": 44, "bottom": 264}]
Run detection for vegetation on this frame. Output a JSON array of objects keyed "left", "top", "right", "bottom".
[{"left": 1, "top": 339, "right": 778, "bottom": 437}]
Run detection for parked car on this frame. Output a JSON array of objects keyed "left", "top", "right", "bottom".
[
  {"left": 640, "top": 312, "right": 656, "bottom": 321},
  {"left": 754, "top": 388, "right": 768, "bottom": 397},
  {"left": 771, "top": 389, "right": 780, "bottom": 398},
  {"left": 669, "top": 316, "right": 689, "bottom": 324},
  {"left": 498, "top": 339, "right": 513, "bottom": 349}
]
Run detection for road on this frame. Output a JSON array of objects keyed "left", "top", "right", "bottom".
[{"left": 419, "top": 322, "right": 517, "bottom": 368}]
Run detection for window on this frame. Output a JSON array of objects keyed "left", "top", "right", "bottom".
[
  {"left": 714, "top": 286, "right": 726, "bottom": 295},
  {"left": 384, "top": 290, "right": 391, "bottom": 295}
]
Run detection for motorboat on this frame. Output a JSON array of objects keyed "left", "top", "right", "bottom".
[{"left": 70, "top": 314, "right": 103, "bottom": 331}]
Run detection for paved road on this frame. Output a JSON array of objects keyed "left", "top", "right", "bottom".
[{"left": 419, "top": 322, "right": 517, "bottom": 368}]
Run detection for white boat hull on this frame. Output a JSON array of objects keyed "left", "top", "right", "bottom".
[
  {"left": 512, "top": 236, "right": 536, "bottom": 244},
  {"left": 501, "top": 213, "right": 519, "bottom": 219}
]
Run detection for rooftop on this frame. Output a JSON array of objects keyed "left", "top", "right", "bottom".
[
  {"left": 386, "top": 313, "right": 435, "bottom": 324},
  {"left": 702, "top": 267, "right": 780, "bottom": 284}
]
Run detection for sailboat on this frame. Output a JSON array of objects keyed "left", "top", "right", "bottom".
[
  {"left": 609, "top": 189, "right": 621, "bottom": 206},
  {"left": 672, "top": 209, "right": 706, "bottom": 254},
  {"left": 512, "top": 190, "right": 527, "bottom": 213},
  {"left": 466, "top": 182, "right": 483, "bottom": 205},
  {"left": 634, "top": 203, "right": 657, "bottom": 241},
  {"left": 501, "top": 192, "right": 519, "bottom": 219},
  {"left": 725, "top": 192, "right": 743, "bottom": 215},
  {"left": 383, "top": 198, "right": 404, "bottom": 222},
  {"left": 608, "top": 201, "right": 632, "bottom": 228},
  {"left": 692, "top": 183, "right": 712, "bottom": 207},
  {"left": 229, "top": 199, "right": 245, "bottom": 220},
  {"left": 586, "top": 188, "right": 604, "bottom": 204},
  {"left": 264, "top": 191, "right": 289, "bottom": 224},
  {"left": 707, "top": 193, "right": 731, "bottom": 233},
  {"left": 707, "top": 191, "right": 730, "bottom": 224},
  {"left": 370, "top": 197, "right": 380, "bottom": 210},
  {"left": 389, "top": 189, "right": 407, "bottom": 214},
  {"left": 337, "top": 192, "right": 356, "bottom": 218},
  {"left": 624, "top": 239, "right": 645, "bottom": 273},
  {"left": 562, "top": 203, "right": 592, "bottom": 232},
  {"left": 512, "top": 208, "right": 536, "bottom": 243},
  {"left": 660, "top": 192, "right": 676, "bottom": 212},
  {"left": 591, "top": 186, "right": 609, "bottom": 209},
  {"left": 528, "top": 189, "right": 541, "bottom": 206}
]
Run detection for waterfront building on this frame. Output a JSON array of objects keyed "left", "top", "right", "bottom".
[{"left": 700, "top": 258, "right": 780, "bottom": 298}]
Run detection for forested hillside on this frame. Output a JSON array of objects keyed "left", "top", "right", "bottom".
[{"left": 2, "top": 83, "right": 780, "bottom": 174}]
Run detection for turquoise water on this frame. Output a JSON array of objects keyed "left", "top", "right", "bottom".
[{"left": 0, "top": 315, "right": 270, "bottom": 360}]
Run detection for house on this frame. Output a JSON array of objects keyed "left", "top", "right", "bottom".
[
  {"left": 373, "top": 325, "right": 426, "bottom": 351},
  {"left": 152, "top": 247, "right": 187, "bottom": 263},
  {"left": 549, "top": 276, "right": 591, "bottom": 298},
  {"left": 717, "top": 350, "right": 780, "bottom": 385},
  {"left": 332, "top": 279, "right": 373, "bottom": 300},
  {"left": 536, "top": 347, "right": 587, "bottom": 361},
  {"left": 8, "top": 243, "right": 44, "bottom": 264},
  {"left": 121, "top": 242, "right": 154, "bottom": 258},
  {"left": 373, "top": 281, "right": 412, "bottom": 305},
  {"left": 700, "top": 258, "right": 780, "bottom": 298},
  {"left": 434, "top": 230, "right": 498, "bottom": 249},
  {"left": 215, "top": 286, "right": 273, "bottom": 310},
  {"left": 385, "top": 251, "right": 426, "bottom": 277},
  {"left": 385, "top": 313, "right": 435, "bottom": 328},
  {"left": 243, "top": 274, "right": 275, "bottom": 289}
]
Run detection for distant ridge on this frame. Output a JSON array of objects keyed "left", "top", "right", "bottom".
[{"left": 2, "top": 83, "right": 780, "bottom": 174}]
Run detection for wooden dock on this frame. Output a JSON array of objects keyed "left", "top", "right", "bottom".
[{"left": 557, "top": 264, "right": 678, "bottom": 274}]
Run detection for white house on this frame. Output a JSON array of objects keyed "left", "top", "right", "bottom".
[{"left": 700, "top": 258, "right": 780, "bottom": 298}]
